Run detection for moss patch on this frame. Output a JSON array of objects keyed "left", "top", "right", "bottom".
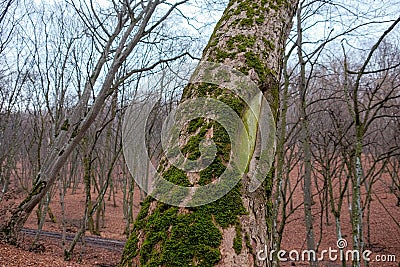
[
  {"left": 187, "top": 118, "right": 204, "bottom": 134},
  {"left": 122, "top": 186, "right": 246, "bottom": 266},
  {"left": 163, "top": 166, "right": 190, "bottom": 187},
  {"left": 227, "top": 34, "right": 256, "bottom": 53},
  {"left": 233, "top": 222, "right": 243, "bottom": 254},
  {"left": 181, "top": 126, "right": 208, "bottom": 161}
]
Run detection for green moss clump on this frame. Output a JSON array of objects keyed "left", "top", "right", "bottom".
[
  {"left": 227, "top": 34, "right": 256, "bottom": 53},
  {"left": 244, "top": 51, "right": 266, "bottom": 83},
  {"left": 211, "top": 122, "right": 231, "bottom": 162},
  {"left": 269, "top": 0, "right": 286, "bottom": 11},
  {"left": 269, "top": 3, "right": 279, "bottom": 11},
  {"left": 229, "top": 0, "right": 268, "bottom": 27},
  {"left": 121, "top": 235, "right": 139, "bottom": 264},
  {"left": 187, "top": 118, "right": 205, "bottom": 134},
  {"left": 163, "top": 166, "right": 190, "bottom": 187},
  {"left": 194, "top": 83, "right": 222, "bottom": 98},
  {"left": 191, "top": 179, "right": 246, "bottom": 229},
  {"left": 199, "top": 157, "right": 225, "bottom": 185},
  {"left": 120, "top": 197, "right": 153, "bottom": 266},
  {"left": 214, "top": 48, "right": 237, "bottom": 63},
  {"left": 134, "top": 197, "right": 152, "bottom": 229},
  {"left": 245, "top": 233, "right": 253, "bottom": 254},
  {"left": 240, "top": 18, "right": 254, "bottom": 26},
  {"left": 235, "top": 0, "right": 264, "bottom": 19},
  {"left": 124, "top": 169, "right": 247, "bottom": 266},
  {"left": 204, "top": 0, "right": 272, "bottom": 61},
  {"left": 205, "top": 37, "right": 220, "bottom": 52},
  {"left": 139, "top": 205, "right": 179, "bottom": 265},
  {"left": 255, "top": 14, "right": 265, "bottom": 24},
  {"left": 262, "top": 37, "right": 275, "bottom": 51},
  {"left": 122, "top": 201, "right": 225, "bottom": 266},
  {"left": 233, "top": 222, "right": 243, "bottom": 254},
  {"left": 181, "top": 126, "right": 208, "bottom": 161},
  {"left": 163, "top": 212, "right": 222, "bottom": 266},
  {"left": 218, "top": 93, "right": 245, "bottom": 116}
]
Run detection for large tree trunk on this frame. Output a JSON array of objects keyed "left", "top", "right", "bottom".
[{"left": 120, "top": 1, "right": 298, "bottom": 266}]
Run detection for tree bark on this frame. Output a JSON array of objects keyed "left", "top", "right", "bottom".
[{"left": 120, "top": 1, "right": 298, "bottom": 266}]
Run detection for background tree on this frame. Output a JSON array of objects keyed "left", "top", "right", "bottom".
[{"left": 0, "top": 0, "right": 197, "bottom": 245}]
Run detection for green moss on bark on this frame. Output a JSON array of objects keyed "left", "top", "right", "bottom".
[
  {"left": 120, "top": 86, "right": 248, "bottom": 266},
  {"left": 233, "top": 222, "right": 243, "bottom": 254},
  {"left": 227, "top": 34, "right": 256, "bottom": 52},
  {"left": 163, "top": 166, "right": 190, "bottom": 187},
  {"left": 121, "top": 173, "right": 247, "bottom": 266},
  {"left": 181, "top": 126, "right": 208, "bottom": 161},
  {"left": 187, "top": 118, "right": 205, "bottom": 134}
]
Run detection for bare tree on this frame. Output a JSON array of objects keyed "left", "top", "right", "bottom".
[{"left": 0, "top": 0, "right": 194, "bottom": 244}]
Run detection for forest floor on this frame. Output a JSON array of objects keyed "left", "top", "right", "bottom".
[
  {"left": 0, "top": 173, "right": 399, "bottom": 267},
  {"left": 0, "top": 182, "right": 136, "bottom": 267}
]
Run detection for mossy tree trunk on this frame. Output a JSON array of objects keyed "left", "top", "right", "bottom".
[{"left": 120, "top": 0, "right": 298, "bottom": 266}]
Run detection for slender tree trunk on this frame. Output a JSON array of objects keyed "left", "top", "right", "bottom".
[
  {"left": 343, "top": 48, "right": 364, "bottom": 267},
  {"left": 0, "top": 162, "right": 11, "bottom": 202},
  {"left": 32, "top": 190, "right": 53, "bottom": 248},
  {"left": 352, "top": 144, "right": 363, "bottom": 267},
  {"left": 327, "top": 159, "right": 349, "bottom": 267},
  {"left": 83, "top": 152, "right": 96, "bottom": 235},
  {"left": 272, "top": 51, "right": 290, "bottom": 267},
  {"left": 120, "top": 1, "right": 298, "bottom": 266},
  {"left": 296, "top": 4, "right": 316, "bottom": 266},
  {"left": 58, "top": 172, "right": 67, "bottom": 255}
]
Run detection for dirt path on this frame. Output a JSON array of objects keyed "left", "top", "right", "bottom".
[{"left": 21, "top": 228, "right": 125, "bottom": 252}]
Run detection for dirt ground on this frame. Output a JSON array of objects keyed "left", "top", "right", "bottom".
[
  {"left": 279, "top": 175, "right": 400, "bottom": 267},
  {"left": 0, "top": 182, "right": 132, "bottom": 266}
]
